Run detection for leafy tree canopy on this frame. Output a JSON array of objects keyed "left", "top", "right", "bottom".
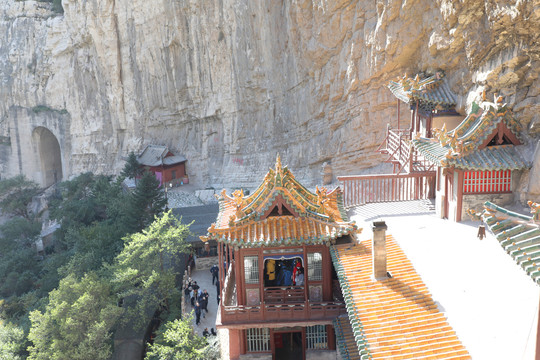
[
  {"left": 144, "top": 315, "right": 214, "bottom": 360},
  {"left": 0, "top": 320, "right": 26, "bottom": 360},
  {"left": 27, "top": 273, "right": 122, "bottom": 360},
  {"left": 112, "top": 210, "right": 191, "bottom": 324},
  {"left": 0, "top": 175, "right": 40, "bottom": 219}
]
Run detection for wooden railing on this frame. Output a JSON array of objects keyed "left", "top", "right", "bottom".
[
  {"left": 379, "top": 127, "right": 435, "bottom": 173},
  {"left": 221, "top": 301, "right": 346, "bottom": 325},
  {"left": 264, "top": 286, "right": 304, "bottom": 303},
  {"left": 338, "top": 172, "right": 436, "bottom": 208}
]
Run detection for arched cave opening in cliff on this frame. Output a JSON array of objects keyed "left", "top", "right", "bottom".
[{"left": 32, "top": 127, "right": 63, "bottom": 187}]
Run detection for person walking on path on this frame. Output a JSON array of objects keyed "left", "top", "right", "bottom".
[
  {"left": 199, "top": 289, "right": 209, "bottom": 315},
  {"left": 184, "top": 283, "right": 191, "bottom": 305},
  {"left": 210, "top": 264, "right": 219, "bottom": 285},
  {"left": 194, "top": 302, "right": 202, "bottom": 325},
  {"left": 191, "top": 288, "right": 198, "bottom": 307}
]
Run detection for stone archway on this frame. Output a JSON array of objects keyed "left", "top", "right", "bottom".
[{"left": 33, "top": 127, "right": 63, "bottom": 187}]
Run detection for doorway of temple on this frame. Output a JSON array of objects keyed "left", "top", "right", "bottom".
[{"left": 273, "top": 331, "right": 303, "bottom": 360}]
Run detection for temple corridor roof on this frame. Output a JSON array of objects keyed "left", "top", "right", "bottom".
[
  {"left": 331, "top": 237, "right": 470, "bottom": 359},
  {"left": 205, "top": 156, "right": 358, "bottom": 247},
  {"left": 412, "top": 140, "right": 529, "bottom": 170},
  {"left": 412, "top": 100, "right": 529, "bottom": 170},
  {"left": 388, "top": 73, "right": 457, "bottom": 111},
  {"left": 478, "top": 201, "right": 540, "bottom": 285}
]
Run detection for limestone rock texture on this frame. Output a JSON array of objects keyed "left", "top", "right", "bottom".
[{"left": 1, "top": 0, "right": 540, "bottom": 197}]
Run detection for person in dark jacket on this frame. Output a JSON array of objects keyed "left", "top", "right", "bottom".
[
  {"left": 210, "top": 264, "right": 219, "bottom": 285},
  {"left": 194, "top": 302, "right": 201, "bottom": 325},
  {"left": 199, "top": 289, "right": 209, "bottom": 314}
]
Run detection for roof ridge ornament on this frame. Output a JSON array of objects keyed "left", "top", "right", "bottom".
[{"left": 528, "top": 201, "right": 540, "bottom": 222}]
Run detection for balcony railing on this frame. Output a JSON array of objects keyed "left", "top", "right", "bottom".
[
  {"left": 220, "top": 300, "right": 346, "bottom": 325},
  {"left": 263, "top": 286, "right": 304, "bottom": 303}
]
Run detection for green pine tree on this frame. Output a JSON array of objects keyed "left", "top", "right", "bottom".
[
  {"left": 119, "top": 152, "right": 142, "bottom": 182},
  {"left": 112, "top": 210, "right": 191, "bottom": 323},
  {"left": 125, "top": 171, "right": 167, "bottom": 232}
]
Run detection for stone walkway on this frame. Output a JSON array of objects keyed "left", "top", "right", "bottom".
[{"left": 183, "top": 257, "right": 220, "bottom": 338}]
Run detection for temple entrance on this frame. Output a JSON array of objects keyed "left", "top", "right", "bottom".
[
  {"left": 273, "top": 331, "right": 303, "bottom": 360},
  {"left": 33, "top": 127, "right": 62, "bottom": 187}
]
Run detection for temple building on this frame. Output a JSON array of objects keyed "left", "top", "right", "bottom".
[
  {"left": 412, "top": 96, "right": 530, "bottom": 221},
  {"left": 204, "top": 156, "right": 470, "bottom": 359},
  {"left": 381, "top": 72, "right": 464, "bottom": 174},
  {"left": 136, "top": 144, "right": 188, "bottom": 186}
]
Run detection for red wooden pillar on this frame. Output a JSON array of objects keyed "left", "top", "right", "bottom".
[
  {"left": 259, "top": 250, "right": 265, "bottom": 306},
  {"left": 301, "top": 327, "right": 307, "bottom": 360},
  {"left": 217, "top": 242, "right": 224, "bottom": 312},
  {"left": 303, "top": 245, "right": 308, "bottom": 302},
  {"left": 327, "top": 325, "right": 336, "bottom": 350},
  {"left": 410, "top": 106, "right": 415, "bottom": 138},
  {"left": 236, "top": 248, "right": 244, "bottom": 306},
  {"left": 323, "top": 247, "right": 332, "bottom": 301},
  {"left": 456, "top": 170, "right": 464, "bottom": 222}
]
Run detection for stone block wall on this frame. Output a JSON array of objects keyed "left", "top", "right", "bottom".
[{"left": 461, "top": 193, "right": 514, "bottom": 218}]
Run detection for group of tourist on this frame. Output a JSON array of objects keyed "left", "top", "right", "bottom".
[
  {"left": 183, "top": 263, "right": 221, "bottom": 329},
  {"left": 265, "top": 257, "right": 305, "bottom": 287},
  {"left": 202, "top": 327, "right": 217, "bottom": 337}
]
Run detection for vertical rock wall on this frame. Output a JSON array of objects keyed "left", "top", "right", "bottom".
[{"left": 0, "top": 0, "right": 539, "bottom": 197}]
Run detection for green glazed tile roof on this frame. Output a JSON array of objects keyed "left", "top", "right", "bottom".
[
  {"left": 388, "top": 73, "right": 457, "bottom": 110},
  {"left": 334, "top": 316, "right": 362, "bottom": 360},
  {"left": 480, "top": 201, "right": 540, "bottom": 285},
  {"left": 411, "top": 99, "right": 529, "bottom": 170},
  {"left": 412, "top": 139, "right": 530, "bottom": 170},
  {"left": 447, "top": 101, "right": 522, "bottom": 153}
]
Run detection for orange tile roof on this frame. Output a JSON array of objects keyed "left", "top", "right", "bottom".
[
  {"left": 331, "top": 237, "right": 470, "bottom": 360},
  {"left": 205, "top": 155, "right": 358, "bottom": 247},
  {"left": 207, "top": 215, "right": 356, "bottom": 247}
]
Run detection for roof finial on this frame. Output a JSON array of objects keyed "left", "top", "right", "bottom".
[{"left": 276, "top": 154, "right": 282, "bottom": 172}]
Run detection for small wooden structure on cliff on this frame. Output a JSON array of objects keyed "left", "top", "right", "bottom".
[{"left": 136, "top": 145, "right": 188, "bottom": 186}]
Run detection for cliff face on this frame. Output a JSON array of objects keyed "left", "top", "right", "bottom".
[{"left": 1, "top": 0, "right": 539, "bottom": 196}]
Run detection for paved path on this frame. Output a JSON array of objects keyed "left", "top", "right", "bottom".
[
  {"left": 185, "top": 259, "right": 220, "bottom": 338},
  {"left": 350, "top": 200, "right": 539, "bottom": 360}
]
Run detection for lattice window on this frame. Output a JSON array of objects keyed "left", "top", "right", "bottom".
[
  {"left": 307, "top": 252, "right": 323, "bottom": 281},
  {"left": 463, "top": 170, "right": 512, "bottom": 194},
  {"left": 244, "top": 255, "right": 259, "bottom": 284},
  {"left": 306, "top": 325, "right": 328, "bottom": 349},
  {"left": 246, "top": 328, "right": 270, "bottom": 352}
]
